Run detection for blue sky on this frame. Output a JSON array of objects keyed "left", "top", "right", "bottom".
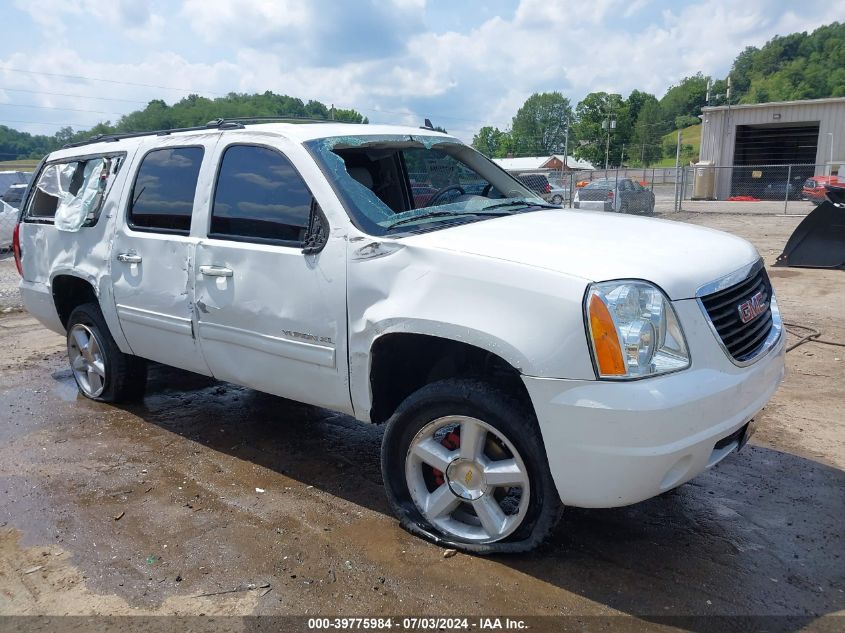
[{"left": 1, "top": 0, "right": 844, "bottom": 142}]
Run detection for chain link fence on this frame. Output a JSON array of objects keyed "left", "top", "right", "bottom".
[
  {"left": 513, "top": 163, "right": 836, "bottom": 215},
  {"left": 677, "top": 163, "right": 833, "bottom": 214},
  {"left": 516, "top": 167, "right": 683, "bottom": 213}
]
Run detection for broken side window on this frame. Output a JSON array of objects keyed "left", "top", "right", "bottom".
[{"left": 28, "top": 155, "right": 123, "bottom": 231}]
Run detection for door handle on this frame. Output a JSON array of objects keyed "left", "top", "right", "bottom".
[
  {"left": 199, "top": 265, "right": 233, "bottom": 278},
  {"left": 116, "top": 253, "right": 142, "bottom": 264}
]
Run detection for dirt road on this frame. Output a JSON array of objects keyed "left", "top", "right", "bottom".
[{"left": 0, "top": 212, "right": 842, "bottom": 631}]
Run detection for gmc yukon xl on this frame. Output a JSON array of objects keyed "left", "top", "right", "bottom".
[{"left": 14, "top": 119, "right": 784, "bottom": 553}]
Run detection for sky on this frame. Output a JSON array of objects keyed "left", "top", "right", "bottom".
[{"left": 1, "top": 0, "right": 844, "bottom": 143}]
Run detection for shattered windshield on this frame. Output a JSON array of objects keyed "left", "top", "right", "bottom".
[{"left": 304, "top": 135, "right": 551, "bottom": 236}]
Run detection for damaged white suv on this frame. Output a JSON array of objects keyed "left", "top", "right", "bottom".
[{"left": 14, "top": 120, "right": 784, "bottom": 553}]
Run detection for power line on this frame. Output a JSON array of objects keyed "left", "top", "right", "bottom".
[
  {"left": 0, "top": 66, "right": 226, "bottom": 96},
  {"left": 0, "top": 86, "right": 151, "bottom": 105},
  {"left": 0, "top": 102, "right": 124, "bottom": 116},
  {"left": 0, "top": 118, "right": 90, "bottom": 128},
  {"left": 1, "top": 66, "right": 509, "bottom": 129}
]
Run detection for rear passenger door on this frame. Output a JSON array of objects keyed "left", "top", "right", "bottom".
[
  {"left": 193, "top": 140, "right": 351, "bottom": 413},
  {"left": 111, "top": 139, "right": 216, "bottom": 375}
]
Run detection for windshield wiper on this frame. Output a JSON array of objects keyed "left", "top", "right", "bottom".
[
  {"left": 481, "top": 199, "right": 559, "bottom": 212},
  {"left": 386, "top": 200, "right": 555, "bottom": 230},
  {"left": 387, "top": 210, "right": 477, "bottom": 229}
]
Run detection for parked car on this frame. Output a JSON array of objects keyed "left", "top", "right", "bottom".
[
  {"left": 0, "top": 199, "right": 18, "bottom": 249},
  {"left": 15, "top": 120, "right": 784, "bottom": 553},
  {"left": 411, "top": 184, "right": 437, "bottom": 207},
  {"left": 1, "top": 183, "right": 28, "bottom": 208},
  {"left": 802, "top": 176, "right": 840, "bottom": 203},
  {"left": 573, "top": 178, "right": 655, "bottom": 214},
  {"left": 515, "top": 173, "right": 552, "bottom": 201},
  {"left": 546, "top": 177, "right": 569, "bottom": 205},
  {"left": 0, "top": 170, "right": 28, "bottom": 194},
  {"left": 762, "top": 180, "right": 802, "bottom": 200}
]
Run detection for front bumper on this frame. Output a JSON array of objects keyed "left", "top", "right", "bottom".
[{"left": 522, "top": 308, "right": 785, "bottom": 508}]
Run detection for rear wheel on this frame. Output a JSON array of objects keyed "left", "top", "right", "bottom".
[
  {"left": 66, "top": 303, "right": 146, "bottom": 403},
  {"left": 551, "top": 194, "right": 563, "bottom": 205},
  {"left": 381, "top": 379, "right": 561, "bottom": 553}
]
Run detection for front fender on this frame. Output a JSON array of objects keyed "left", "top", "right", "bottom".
[{"left": 347, "top": 239, "right": 595, "bottom": 420}]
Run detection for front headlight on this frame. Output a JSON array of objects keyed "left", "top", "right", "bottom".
[{"left": 585, "top": 280, "right": 690, "bottom": 379}]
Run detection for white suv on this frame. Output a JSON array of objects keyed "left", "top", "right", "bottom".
[{"left": 14, "top": 120, "right": 785, "bottom": 553}]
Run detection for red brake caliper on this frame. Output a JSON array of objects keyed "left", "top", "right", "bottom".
[{"left": 432, "top": 430, "right": 461, "bottom": 486}]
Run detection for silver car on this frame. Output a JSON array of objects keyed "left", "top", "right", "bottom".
[{"left": 574, "top": 178, "right": 655, "bottom": 214}]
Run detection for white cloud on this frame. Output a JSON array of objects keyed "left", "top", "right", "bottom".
[{"left": 3, "top": 0, "right": 845, "bottom": 142}]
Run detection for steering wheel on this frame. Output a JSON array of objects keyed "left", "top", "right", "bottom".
[
  {"left": 481, "top": 183, "right": 493, "bottom": 197},
  {"left": 426, "top": 184, "right": 465, "bottom": 207}
]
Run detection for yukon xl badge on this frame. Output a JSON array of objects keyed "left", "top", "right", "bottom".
[{"left": 737, "top": 291, "right": 768, "bottom": 324}]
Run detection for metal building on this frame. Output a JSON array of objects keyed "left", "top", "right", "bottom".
[{"left": 698, "top": 97, "right": 845, "bottom": 200}]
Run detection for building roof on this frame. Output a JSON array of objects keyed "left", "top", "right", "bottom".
[
  {"left": 493, "top": 155, "right": 594, "bottom": 171},
  {"left": 701, "top": 96, "right": 845, "bottom": 112}
]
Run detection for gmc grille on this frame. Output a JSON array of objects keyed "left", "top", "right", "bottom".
[{"left": 700, "top": 266, "right": 774, "bottom": 362}]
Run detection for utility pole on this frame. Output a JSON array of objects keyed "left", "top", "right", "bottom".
[
  {"left": 673, "top": 130, "right": 682, "bottom": 211},
  {"left": 563, "top": 116, "right": 569, "bottom": 169},
  {"left": 603, "top": 111, "right": 616, "bottom": 170},
  {"left": 620, "top": 143, "right": 625, "bottom": 166}
]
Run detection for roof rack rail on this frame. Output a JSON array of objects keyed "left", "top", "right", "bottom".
[{"left": 61, "top": 115, "right": 349, "bottom": 149}]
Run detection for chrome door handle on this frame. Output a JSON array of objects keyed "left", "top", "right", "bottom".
[
  {"left": 199, "top": 265, "right": 233, "bottom": 278},
  {"left": 116, "top": 253, "right": 142, "bottom": 264}
]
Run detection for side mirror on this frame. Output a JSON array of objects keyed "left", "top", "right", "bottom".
[{"left": 302, "top": 199, "right": 329, "bottom": 255}]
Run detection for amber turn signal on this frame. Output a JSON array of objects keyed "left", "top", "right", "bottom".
[{"left": 588, "top": 293, "right": 626, "bottom": 376}]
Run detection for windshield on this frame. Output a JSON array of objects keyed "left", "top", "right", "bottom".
[{"left": 304, "top": 134, "right": 549, "bottom": 235}]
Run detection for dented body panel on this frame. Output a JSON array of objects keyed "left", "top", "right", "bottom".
[{"left": 345, "top": 231, "right": 594, "bottom": 420}]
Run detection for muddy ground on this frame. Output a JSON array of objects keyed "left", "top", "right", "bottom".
[{"left": 0, "top": 212, "right": 842, "bottom": 631}]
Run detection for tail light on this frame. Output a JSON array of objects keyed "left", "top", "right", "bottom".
[
  {"left": 12, "top": 222, "right": 23, "bottom": 276},
  {"left": 545, "top": 183, "right": 551, "bottom": 194},
  {"left": 607, "top": 191, "right": 614, "bottom": 199}
]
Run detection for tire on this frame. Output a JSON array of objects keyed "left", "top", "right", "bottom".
[
  {"left": 619, "top": 202, "right": 629, "bottom": 214},
  {"left": 381, "top": 378, "right": 561, "bottom": 554},
  {"left": 66, "top": 303, "right": 147, "bottom": 403},
  {"left": 551, "top": 194, "right": 563, "bottom": 205}
]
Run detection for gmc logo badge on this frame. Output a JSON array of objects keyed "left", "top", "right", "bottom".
[{"left": 737, "top": 291, "right": 767, "bottom": 324}]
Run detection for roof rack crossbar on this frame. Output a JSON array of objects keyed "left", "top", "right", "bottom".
[{"left": 61, "top": 115, "right": 350, "bottom": 149}]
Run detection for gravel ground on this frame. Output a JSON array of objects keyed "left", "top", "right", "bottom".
[{"left": 0, "top": 256, "right": 22, "bottom": 313}]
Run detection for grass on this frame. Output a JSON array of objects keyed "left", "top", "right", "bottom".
[
  {"left": 650, "top": 124, "right": 701, "bottom": 167},
  {"left": 0, "top": 159, "right": 40, "bottom": 171}
]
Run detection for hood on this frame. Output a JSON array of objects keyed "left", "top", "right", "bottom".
[{"left": 402, "top": 209, "right": 759, "bottom": 299}]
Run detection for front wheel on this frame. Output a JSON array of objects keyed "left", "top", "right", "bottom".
[
  {"left": 66, "top": 303, "right": 147, "bottom": 403},
  {"left": 381, "top": 379, "right": 561, "bottom": 554}
]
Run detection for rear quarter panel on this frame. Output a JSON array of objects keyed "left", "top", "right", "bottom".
[{"left": 18, "top": 147, "right": 139, "bottom": 349}]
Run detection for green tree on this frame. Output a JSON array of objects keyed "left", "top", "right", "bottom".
[
  {"left": 659, "top": 73, "right": 709, "bottom": 124},
  {"left": 472, "top": 126, "right": 512, "bottom": 157},
  {"left": 572, "top": 92, "right": 631, "bottom": 168},
  {"left": 632, "top": 98, "right": 666, "bottom": 166},
  {"left": 509, "top": 92, "right": 573, "bottom": 156}
]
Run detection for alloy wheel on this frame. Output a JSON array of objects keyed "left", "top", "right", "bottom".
[
  {"left": 67, "top": 323, "right": 106, "bottom": 398},
  {"left": 404, "top": 415, "right": 530, "bottom": 543}
]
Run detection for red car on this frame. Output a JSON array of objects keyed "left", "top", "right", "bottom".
[{"left": 802, "top": 175, "right": 840, "bottom": 202}]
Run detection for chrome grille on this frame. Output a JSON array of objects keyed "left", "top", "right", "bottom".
[{"left": 700, "top": 265, "right": 774, "bottom": 362}]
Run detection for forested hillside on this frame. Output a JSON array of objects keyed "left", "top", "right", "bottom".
[
  {"left": 0, "top": 92, "right": 367, "bottom": 161},
  {"left": 472, "top": 22, "right": 845, "bottom": 166}
]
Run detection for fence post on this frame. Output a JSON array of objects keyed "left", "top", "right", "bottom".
[{"left": 783, "top": 164, "right": 792, "bottom": 215}]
